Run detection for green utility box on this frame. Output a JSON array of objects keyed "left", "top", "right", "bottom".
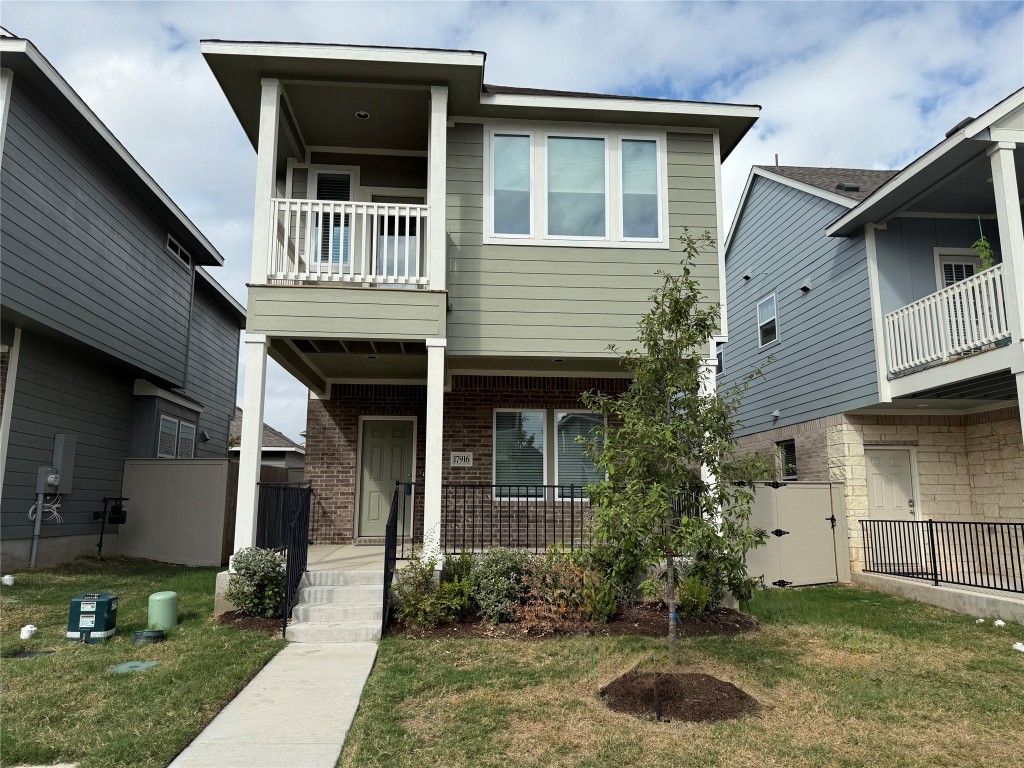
[
  {"left": 148, "top": 591, "right": 178, "bottom": 631},
  {"left": 67, "top": 592, "right": 118, "bottom": 643}
]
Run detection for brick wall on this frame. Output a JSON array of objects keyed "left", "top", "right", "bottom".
[{"left": 305, "top": 376, "right": 629, "bottom": 545}]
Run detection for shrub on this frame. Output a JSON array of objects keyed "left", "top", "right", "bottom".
[
  {"left": 393, "top": 553, "right": 472, "bottom": 629},
  {"left": 638, "top": 557, "right": 725, "bottom": 619},
  {"left": 518, "top": 549, "right": 618, "bottom": 634},
  {"left": 676, "top": 574, "right": 712, "bottom": 620},
  {"left": 471, "top": 548, "right": 534, "bottom": 624},
  {"left": 225, "top": 547, "right": 286, "bottom": 618}
]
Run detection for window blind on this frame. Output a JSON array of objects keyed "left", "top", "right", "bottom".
[
  {"left": 942, "top": 262, "right": 975, "bottom": 287},
  {"left": 556, "top": 412, "right": 604, "bottom": 497},
  {"left": 621, "top": 139, "right": 659, "bottom": 238},
  {"left": 493, "top": 134, "right": 531, "bottom": 235},
  {"left": 547, "top": 137, "right": 606, "bottom": 237},
  {"left": 494, "top": 411, "right": 545, "bottom": 495}
]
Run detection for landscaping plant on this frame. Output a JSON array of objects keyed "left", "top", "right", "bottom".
[
  {"left": 582, "top": 229, "right": 772, "bottom": 644},
  {"left": 393, "top": 552, "right": 473, "bottom": 629},
  {"left": 519, "top": 549, "right": 617, "bottom": 634},
  {"left": 224, "top": 547, "right": 286, "bottom": 618},
  {"left": 470, "top": 547, "right": 535, "bottom": 624}
]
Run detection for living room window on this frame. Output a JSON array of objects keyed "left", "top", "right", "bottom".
[
  {"left": 554, "top": 410, "right": 605, "bottom": 500},
  {"left": 485, "top": 127, "right": 666, "bottom": 248},
  {"left": 494, "top": 410, "right": 546, "bottom": 497}
]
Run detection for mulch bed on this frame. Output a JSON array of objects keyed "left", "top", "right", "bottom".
[
  {"left": 388, "top": 603, "right": 757, "bottom": 640},
  {"left": 601, "top": 671, "right": 760, "bottom": 723},
  {"left": 217, "top": 611, "right": 282, "bottom": 634}
]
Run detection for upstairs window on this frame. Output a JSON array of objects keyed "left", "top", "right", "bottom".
[
  {"left": 165, "top": 234, "right": 191, "bottom": 267},
  {"left": 936, "top": 251, "right": 982, "bottom": 289},
  {"left": 757, "top": 294, "right": 778, "bottom": 347},
  {"left": 486, "top": 128, "right": 666, "bottom": 248},
  {"left": 716, "top": 343, "right": 724, "bottom": 375}
]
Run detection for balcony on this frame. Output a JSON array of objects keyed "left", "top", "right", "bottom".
[
  {"left": 267, "top": 198, "right": 430, "bottom": 286},
  {"left": 884, "top": 263, "right": 1011, "bottom": 376}
]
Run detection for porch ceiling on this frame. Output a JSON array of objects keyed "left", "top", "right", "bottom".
[
  {"left": 904, "top": 148, "right": 1024, "bottom": 215},
  {"left": 269, "top": 337, "right": 429, "bottom": 384}
]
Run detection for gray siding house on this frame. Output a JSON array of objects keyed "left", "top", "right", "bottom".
[
  {"left": 0, "top": 33, "right": 245, "bottom": 568},
  {"left": 722, "top": 89, "right": 1024, "bottom": 573}
]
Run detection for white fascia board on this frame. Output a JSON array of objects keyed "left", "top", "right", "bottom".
[
  {"left": 754, "top": 167, "right": 858, "bottom": 209},
  {"left": 0, "top": 38, "right": 225, "bottom": 266},
  {"left": 479, "top": 90, "right": 760, "bottom": 120},
  {"left": 722, "top": 166, "right": 758, "bottom": 260},
  {"left": 200, "top": 40, "right": 485, "bottom": 69},
  {"left": 827, "top": 88, "right": 1024, "bottom": 237}
]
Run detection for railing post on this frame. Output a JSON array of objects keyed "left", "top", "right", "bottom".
[{"left": 927, "top": 519, "right": 939, "bottom": 586}]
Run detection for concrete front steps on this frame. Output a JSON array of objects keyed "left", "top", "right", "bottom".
[{"left": 285, "top": 569, "right": 384, "bottom": 643}]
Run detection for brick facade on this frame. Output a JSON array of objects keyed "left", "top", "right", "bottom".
[{"left": 305, "top": 376, "right": 629, "bottom": 545}]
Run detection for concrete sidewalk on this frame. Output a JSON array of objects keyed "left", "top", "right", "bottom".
[{"left": 170, "top": 642, "right": 378, "bottom": 768}]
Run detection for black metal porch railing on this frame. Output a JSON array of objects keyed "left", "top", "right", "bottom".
[
  {"left": 255, "top": 482, "right": 313, "bottom": 636},
  {"left": 861, "top": 519, "right": 1024, "bottom": 594},
  {"left": 441, "top": 484, "right": 594, "bottom": 555}
]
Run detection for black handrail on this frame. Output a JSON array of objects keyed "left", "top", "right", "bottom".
[
  {"left": 382, "top": 483, "right": 400, "bottom": 635},
  {"left": 261, "top": 483, "right": 312, "bottom": 637},
  {"left": 861, "top": 519, "right": 1024, "bottom": 594}
]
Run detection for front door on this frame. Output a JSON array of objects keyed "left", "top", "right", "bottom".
[
  {"left": 865, "top": 449, "right": 923, "bottom": 572},
  {"left": 359, "top": 420, "right": 414, "bottom": 538}
]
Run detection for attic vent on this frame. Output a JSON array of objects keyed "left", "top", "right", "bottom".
[
  {"left": 945, "top": 117, "right": 975, "bottom": 138},
  {"left": 835, "top": 182, "right": 861, "bottom": 192}
]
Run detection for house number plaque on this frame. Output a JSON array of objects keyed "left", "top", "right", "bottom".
[{"left": 450, "top": 452, "right": 473, "bottom": 467}]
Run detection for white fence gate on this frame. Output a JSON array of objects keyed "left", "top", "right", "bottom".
[{"left": 745, "top": 482, "right": 850, "bottom": 588}]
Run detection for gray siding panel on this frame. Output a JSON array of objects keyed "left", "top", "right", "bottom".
[
  {"left": 1, "top": 332, "right": 133, "bottom": 540},
  {"left": 182, "top": 288, "right": 241, "bottom": 457},
  {"left": 721, "top": 176, "right": 878, "bottom": 436},
  {"left": 0, "top": 82, "right": 192, "bottom": 385}
]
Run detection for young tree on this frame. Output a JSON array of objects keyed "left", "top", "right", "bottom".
[{"left": 582, "top": 229, "right": 771, "bottom": 645}]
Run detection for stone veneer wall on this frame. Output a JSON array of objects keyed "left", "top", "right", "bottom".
[
  {"left": 736, "top": 407, "right": 1023, "bottom": 571},
  {"left": 304, "top": 376, "right": 629, "bottom": 545}
]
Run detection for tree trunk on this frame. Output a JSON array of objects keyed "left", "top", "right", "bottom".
[{"left": 666, "top": 551, "right": 677, "bottom": 648}]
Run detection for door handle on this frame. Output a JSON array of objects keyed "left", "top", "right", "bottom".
[{"left": 908, "top": 499, "right": 915, "bottom": 508}]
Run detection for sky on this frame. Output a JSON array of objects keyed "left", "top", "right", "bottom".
[{"left": 3, "top": 0, "right": 1022, "bottom": 442}]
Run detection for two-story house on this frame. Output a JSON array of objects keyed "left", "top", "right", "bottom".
[
  {"left": 203, "top": 40, "right": 760, "bottom": 560},
  {"left": 722, "top": 88, "right": 1023, "bottom": 579},
  {"left": 0, "top": 32, "right": 245, "bottom": 568}
]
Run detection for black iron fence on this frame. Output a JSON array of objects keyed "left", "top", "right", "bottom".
[
  {"left": 255, "top": 483, "right": 313, "bottom": 636},
  {"left": 861, "top": 519, "right": 1024, "bottom": 594},
  {"left": 441, "top": 484, "right": 594, "bottom": 555},
  {"left": 382, "top": 483, "right": 403, "bottom": 633}
]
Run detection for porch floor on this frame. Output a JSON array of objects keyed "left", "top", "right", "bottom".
[{"left": 308, "top": 544, "right": 385, "bottom": 572}]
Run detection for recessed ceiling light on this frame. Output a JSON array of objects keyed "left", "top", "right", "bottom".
[{"left": 355, "top": 111, "right": 370, "bottom": 120}]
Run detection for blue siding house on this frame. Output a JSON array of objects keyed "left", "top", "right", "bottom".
[
  {"left": 722, "top": 89, "right": 1023, "bottom": 575},
  {"left": 0, "top": 32, "right": 245, "bottom": 568}
]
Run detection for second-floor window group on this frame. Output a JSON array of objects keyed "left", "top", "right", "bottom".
[{"left": 488, "top": 129, "right": 666, "bottom": 247}]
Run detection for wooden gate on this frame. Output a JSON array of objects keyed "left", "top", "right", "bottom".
[{"left": 745, "top": 482, "right": 850, "bottom": 588}]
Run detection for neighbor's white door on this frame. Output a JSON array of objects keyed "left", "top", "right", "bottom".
[
  {"left": 359, "top": 420, "right": 414, "bottom": 538},
  {"left": 865, "top": 449, "right": 925, "bottom": 572}
]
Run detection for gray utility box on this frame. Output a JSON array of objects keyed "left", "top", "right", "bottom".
[
  {"left": 67, "top": 592, "right": 118, "bottom": 643},
  {"left": 35, "top": 434, "right": 77, "bottom": 494}
]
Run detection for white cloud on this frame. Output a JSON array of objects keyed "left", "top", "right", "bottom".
[{"left": 3, "top": 1, "right": 1021, "bottom": 441}]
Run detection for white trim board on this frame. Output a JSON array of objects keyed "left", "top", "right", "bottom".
[
  {"left": 0, "top": 326, "right": 22, "bottom": 493},
  {"left": 133, "top": 380, "right": 203, "bottom": 413},
  {"left": 201, "top": 40, "right": 485, "bottom": 68},
  {"left": 354, "top": 415, "right": 418, "bottom": 538}
]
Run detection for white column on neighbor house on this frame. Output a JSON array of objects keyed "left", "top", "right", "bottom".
[
  {"left": 426, "top": 85, "right": 448, "bottom": 290},
  {"left": 700, "top": 340, "right": 720, "bottom": 518},
  {"left": 234, "top": 334, "right": 270, "bottom": 553},
  {"left": 250, "top": 78, "right": 282, "bottom": 284},
  {"left": 987, "top": 142, "right": 1024, "bottom": 415},
  {"left": 423, "top": 338, "right": 447, "bottom": 559}
]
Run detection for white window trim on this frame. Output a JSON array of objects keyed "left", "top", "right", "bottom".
[
  {"left": 165, "top": 234, "right": 192, "bottom": 269},
  {"left": 757, "top": 292, "right": 779, "bottom": 348},
  {"left": 306, "top": 165, "right": 363, "bottom": 202},
  {"left": 177, "top": 421, "right": 196, "bottom": 459},
  {"left": 157, "top": 415, "right": 179, "bottom": 459},
  {"left": 933, "top": 247, "right": 983, "bottom": 290},
  {"left": 618, "top": 134, "right": 667, "bottom": 243},
  {"left": 553, "top": 409, "right": 606, "bottom": 501},
  {"left": 487, "top": 131, "right": 535, "bottom": 239},
  {"left": 483, "top": 123, "right": 668, "bottom": 249},
  {"left": 493, "top": 408, "right": 547, "bottom": 500}
]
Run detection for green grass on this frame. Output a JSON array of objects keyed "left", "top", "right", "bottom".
[
  {"left": 341, "top": 585, "right": 1024, "bottom": 768},
  {"left": 0, "top": 556, "right": 285, "bottom": 768}
]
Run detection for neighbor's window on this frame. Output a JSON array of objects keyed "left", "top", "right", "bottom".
[
  {"left": 494, "top": 410, "right": 546, "bottom": 497},
  {"left": 757, "top": 293, "right": 778, "bottom": 347},
  {"left": 158, "top": 416, "right": 179, "bottom": 458},
  {"left": 620, "top": 138, "right": 659, "bottom": 239},
  {"left": 777, "top": 439, "right": 797, "bottom": 480},
  {"left": 492, "top": 134, "right": 532, "bottom": 236},
  {"left": 555, "top": 411, "right": 605, "bottom": 499},
  {"left": 547, "top": 136, "right": 607, "bottom": 237},
  {"left": 177, "top": 422, "right": 196, "bottom": 459},
  {"left": 716, "top": 343, "right": 724, "bottom": 376}
]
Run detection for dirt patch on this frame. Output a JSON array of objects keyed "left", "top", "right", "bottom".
[
  {"left": 389, "top": 604, "right": 756, "bottom": 640},
  {"left": 601, "top": 671, "right": 759, "bottom": 723},
  {"left": 217, "top": 611, "right": 282, "bottom": 634}
]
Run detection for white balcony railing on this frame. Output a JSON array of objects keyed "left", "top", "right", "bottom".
[
  {"left": 885, "top": 263, "right": 1010, "bottom": 375},
  {"left": 267, "top": 198, "right": 429, "bottom": 285}
]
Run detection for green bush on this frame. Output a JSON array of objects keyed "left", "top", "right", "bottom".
[
  {"left": 471, "top": 548, "right": 534, "bottom": 624},
  {"left": 393, "top": 554, "right": 472, "bottom": 629},
  {"left": 225, "top": 547, "right": 286, "bottom": 618},
  {"left": 676, "top": 574, "right": 712, "bottom": 620}
]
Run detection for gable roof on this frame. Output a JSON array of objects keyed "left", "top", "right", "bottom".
[
  {"left": 765, "top": 166, "right": 899, "bottom": 201},
  {"left": 228, "top": 407, "right": 304, "bottom": 452}
]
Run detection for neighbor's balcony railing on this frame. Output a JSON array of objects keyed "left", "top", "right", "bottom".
[
  {"left": 267, "top": 198, "right": 429, "bottom": 286},
  {"left": 884, "top": 263, "right": 1010, "bottom": 375}
]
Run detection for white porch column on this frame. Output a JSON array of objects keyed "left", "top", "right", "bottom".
[
  {"left": 700, "top": 340, "right": 719, "bottom": 509},
  {"left": 234, "top": 333, "right": 269, "bottom": 552},
  {"left": 423, "top": 337, "right": 447, "bottom": 559},
  {"left": 426, "top": 86, "right": 448, "bottom": 291},
  {"left": 250, "top": 79, "right": 282, "bottom": 284},
  {"left": 987, "top": 142, "right": 1024, "bottom": 430}
]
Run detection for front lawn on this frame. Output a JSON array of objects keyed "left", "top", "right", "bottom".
[
  {"left": 0, "top": 556, "right": 284, "bottom": 768},
  {"left": 341, "top": 585, "right": 1023, "bottom": 768}
]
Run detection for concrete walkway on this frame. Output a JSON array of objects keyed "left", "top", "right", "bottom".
[{"left": 170, "top": 642, "right": 378, "bottom": 768}]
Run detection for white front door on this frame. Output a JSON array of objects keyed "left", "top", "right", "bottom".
[
  {"left": 359, "top": 420, "right": 414, "bottom": 538},
  {"left": 865, "top": 449, "right": 925, "bottom": 572}
]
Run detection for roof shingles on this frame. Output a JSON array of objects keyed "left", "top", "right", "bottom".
[{"left": 759, "top": 166, "right": 899, "bottom": 201}]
